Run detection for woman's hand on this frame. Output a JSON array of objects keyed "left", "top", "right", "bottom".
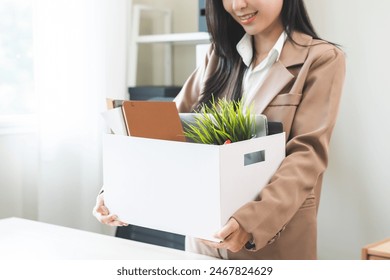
[
  {"left": 202, "top": 218, "right": 251, "bottom": 252},
  {"left": 92, "top": 193, "right": 128, "bottom": 226}
]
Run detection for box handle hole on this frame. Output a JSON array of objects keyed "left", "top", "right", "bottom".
[{"left": 244, "top": 150, "right": 265, "bottom": 166}]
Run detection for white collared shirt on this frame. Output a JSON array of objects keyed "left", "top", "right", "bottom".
[{"left": 236, "top": 32, "right": 287, "bottom": 108}]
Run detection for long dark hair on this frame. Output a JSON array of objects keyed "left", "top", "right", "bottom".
[{"left": 198, "top": 0, "right": 321, "bottom": 107}]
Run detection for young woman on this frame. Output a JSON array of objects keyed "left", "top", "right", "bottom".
[
  {"left": 174, "top": 0, "right": 345, "bottom": 260},
  {"left": 93, "top": 0, "right": 345, "bottom": 260}
]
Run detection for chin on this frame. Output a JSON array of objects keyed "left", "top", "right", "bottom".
[{"left": 242, "top": 27, "right": 262, "bottom": 36}]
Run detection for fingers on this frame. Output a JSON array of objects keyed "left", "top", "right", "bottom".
[
  {"left": 201, "top": 234, "right": 238, "bottom": 251},
  {"left": 201, "top": 239, "right": 224, "bottom": 249},
  {"left": 99, "top": 214, "right": 128, "bottom": 227},
  {"left": 200, "top": 220, "right": 237, "bottom": 250},
  {"left": 202, "top": 218, "right": 250, "bottom": 253},
  {"left": 97, "top": 204, "right": 109, "bottom": 216},
  {"left": 202, "top": 234, "right": 244, "bottom": 252},
  {"left": 95, "top": 211, "right": 128, "bottom": 226},
  {"left": 93, "top": 194, "right": 108, "bottom": 215},
  {"left": 215, "top": 218, "right": 239, "bottom": 240},
  {"left": 92, "top": 200, "right": 108, "bottom": 218},
  {"left": 93, "top": 206, "right": 128, "bottom": 227},
  {"left": 92, "top": 194, "right": 128, "bottom": 227}
]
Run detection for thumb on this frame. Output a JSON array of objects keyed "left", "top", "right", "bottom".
[
  {"left": 215, "top": 218, "right": 239, "bottom": 240},
  {"left": 96, "top": 194, "right": 109, "bottom": 215}
]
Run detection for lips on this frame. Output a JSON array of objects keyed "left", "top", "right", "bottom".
[{"left": 238, "top": 11, "right": 258, "bottom": 24}]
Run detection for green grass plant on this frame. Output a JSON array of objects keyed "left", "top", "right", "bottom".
[{"left": 183, "top": 97, "right": 256, "bottom": 145}]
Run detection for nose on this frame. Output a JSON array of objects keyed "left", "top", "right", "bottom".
[{"left": 232, "top": 0, "right": 248, "bottom": 11}]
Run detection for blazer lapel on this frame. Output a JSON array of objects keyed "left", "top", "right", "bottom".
[
  {"left": 250, "top": 61, "right": 294, "bottom": 113},
  {"left": 247, "top": 32, "right": 313, "bottom": 113}
]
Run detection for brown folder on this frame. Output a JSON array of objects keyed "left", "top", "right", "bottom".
[{"left": 121, "top": 101, "right": 186, "bottom": 142}]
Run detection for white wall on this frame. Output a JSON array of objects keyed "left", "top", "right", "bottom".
[{"left": 305, "top": 0, "right": 390, "bottom": 259}]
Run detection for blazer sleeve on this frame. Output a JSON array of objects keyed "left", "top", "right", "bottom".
[{"left": 232, "top": 46, "right": 346, "bottom": 250}]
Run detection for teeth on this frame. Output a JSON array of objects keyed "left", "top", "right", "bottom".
[{"left": 239, "top": 12, "right": 257, "bottom": 21}]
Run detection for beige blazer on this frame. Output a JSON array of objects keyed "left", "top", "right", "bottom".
[{"left": 174, "top": 32, "right": 346, "bottom": 260}]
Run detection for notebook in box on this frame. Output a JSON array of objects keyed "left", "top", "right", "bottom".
[{"left": 121, "top": 101, "right": 186, "bottom": 142}]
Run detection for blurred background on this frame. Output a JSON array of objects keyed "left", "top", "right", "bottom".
[{"left": 0, "top": 0, "right": 389, "bottom": 259}]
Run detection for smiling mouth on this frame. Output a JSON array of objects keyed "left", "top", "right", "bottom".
[{"left": 238, "top": 11, "right": 258, "bottom": 23}]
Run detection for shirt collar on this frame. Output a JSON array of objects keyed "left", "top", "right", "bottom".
[{"left": 236, "top": 31, "right": 287, "bottom": 67}]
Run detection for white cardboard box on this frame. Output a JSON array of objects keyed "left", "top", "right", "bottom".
[{"left": 103, "top": 133, "right": 285, "bottom": 241}]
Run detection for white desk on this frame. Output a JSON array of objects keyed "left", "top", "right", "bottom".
[{"left": 0, "top": 217, "right": 215, "bottom": 260}]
